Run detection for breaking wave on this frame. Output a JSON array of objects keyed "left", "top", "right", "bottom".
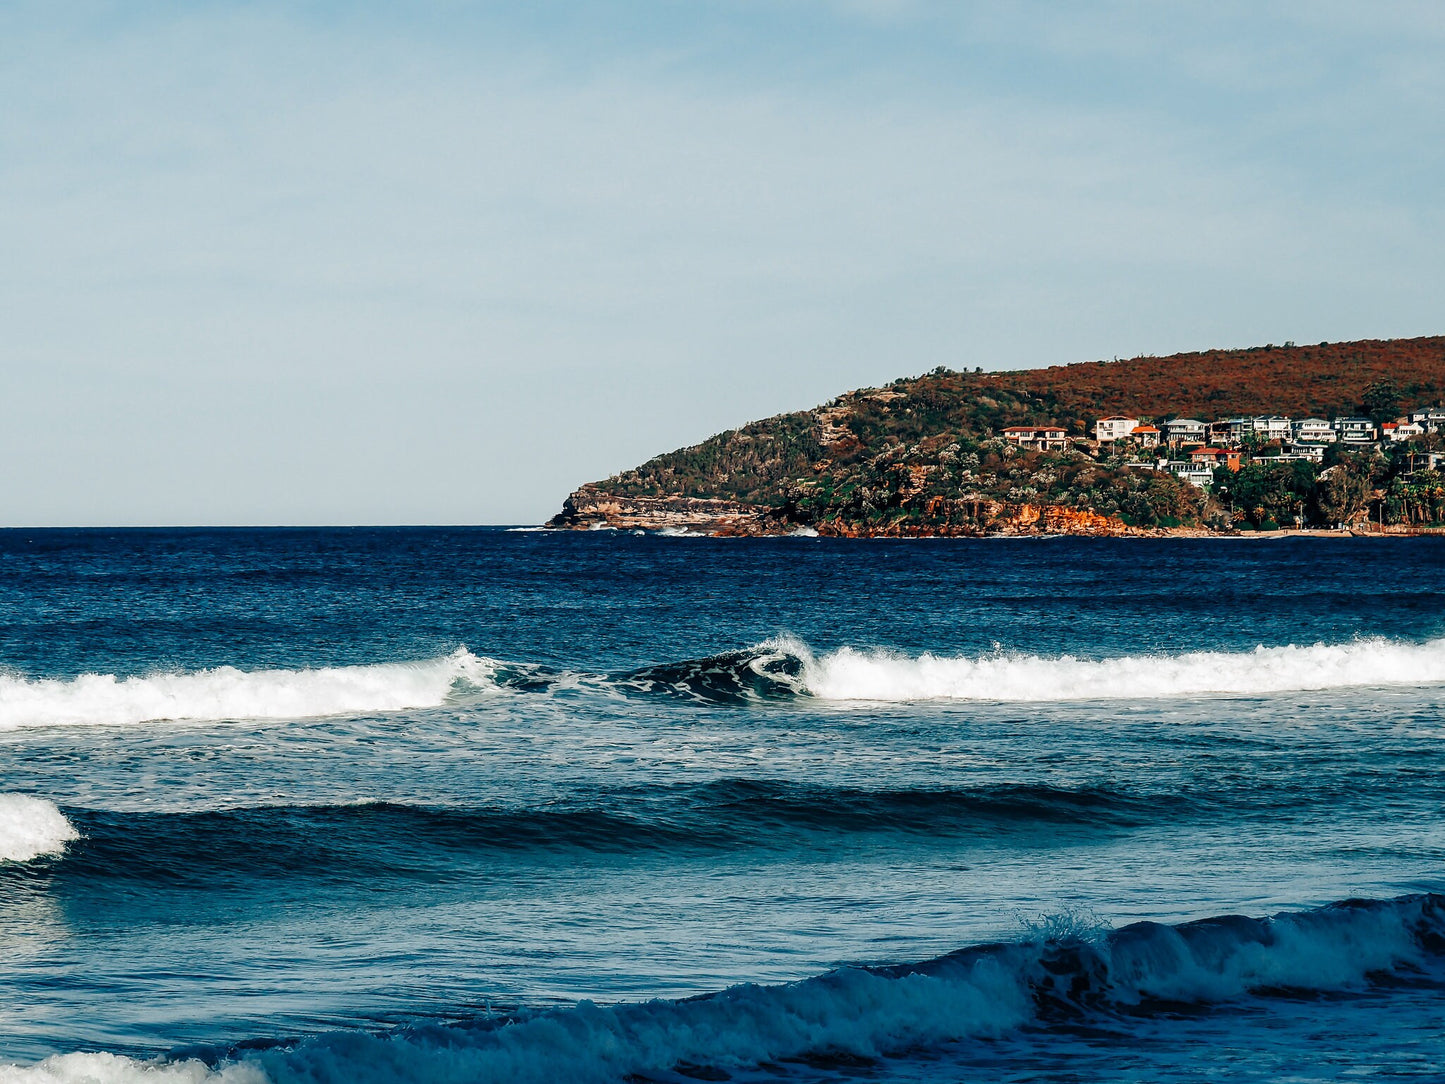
[
  {"left": 0, "top": 795, "right": 78, "bottom": 863},
  {"left": 0, "top": 649, "right": 496, "bottom": 730},
  {"left": 5, "top": 893, "right": 1444, "bottom": 1084},
  {"left": 5, "top": 634, "right": 1444, "bottom": 728},
  {"left": 798, "top": 634, "right": 1445, "bottom": 702},
  {"left": 609, "top": 634, "right": 1445, "bottom": 704}
]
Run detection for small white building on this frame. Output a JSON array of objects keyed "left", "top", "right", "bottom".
[
  {"left": 1095, "top": 416, "right": 1141, "bottom": 444},
  {"left": 1285, "top": 444, "right": 1328, "bottom": 463}
]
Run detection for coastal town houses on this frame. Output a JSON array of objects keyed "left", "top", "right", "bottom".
[
  {"left": 1085, "top": 411, "right": 1439, "bottom": 459},
  {"left": 1068, "top": 404, "right": 1440, "bottom": 502},
  {"left": 1002, "top": 425, "right": 1069, "bottom": 452},
  {"left": 1094, "top": 416, "right": 1140, "bottom": 444}
]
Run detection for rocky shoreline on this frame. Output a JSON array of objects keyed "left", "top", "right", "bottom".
[{"left": 547, "top": 486, "right": 1445, "bottom": 538}]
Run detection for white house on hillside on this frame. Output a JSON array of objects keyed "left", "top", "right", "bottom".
[
  {"left": 1095, "top": 416, "right": 1140, "bottom": 443},
  {"left": 1252, "top": 416, "right": 1293, "bottom": 442}
]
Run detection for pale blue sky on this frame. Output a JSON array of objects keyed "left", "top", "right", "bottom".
[{"left": 3, "top": 1, "right": 1442, "bottom": 524}]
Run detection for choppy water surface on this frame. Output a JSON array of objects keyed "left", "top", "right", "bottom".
[{"left": 2, "top": 529, "right": 1444, "bottom": 1082}]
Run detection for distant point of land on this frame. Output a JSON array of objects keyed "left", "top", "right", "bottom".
[{"left": 550, "top": 336, "right": 1445, "bottom": 537}]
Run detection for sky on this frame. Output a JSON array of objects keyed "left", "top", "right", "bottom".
[{"left": 2, "top": 1, "right": 1442, "bottom": 525}]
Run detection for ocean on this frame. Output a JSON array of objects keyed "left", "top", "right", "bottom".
[{"left": 3, "top": 527, "right": 1445, "bottom": 1083}]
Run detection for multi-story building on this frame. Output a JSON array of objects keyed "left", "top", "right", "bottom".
[
  {"left": 1218, "top": 418, "right": 1253, "bottom": 445},
  {"left": 1001, "top": 425, "right": 1069, "bottom": 452},
  {"left": 1094, "top": 416, "right": 1140, "bottom": 444},
  {"left": 1408, "top": 408, "right": 1445, "bottom": 432},
  {"left": 1191, "top": 447, "right": 1242, "bottom": 470},
  {"left": 1292, "top": 418, "right": 1336, "bottom": 444},
  {"left": 1333, "top": 417, "right": 1377, "bottom": 443},
  {"left": 1252, "top": 416, "right": 1293, "bottom": 442},
  {"left": 1161, "top": 418, "right": 1207, "bottom": 446},
  {"left": 1165, "top": 461, "right": 1215, "bottom": 488}
]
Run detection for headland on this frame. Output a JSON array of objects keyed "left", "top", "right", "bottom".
[{"left": 549, "top": 336, "right": 1445, "bottom": 537}]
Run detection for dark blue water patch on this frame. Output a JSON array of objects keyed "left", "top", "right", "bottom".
[
  {"left": 39, "top": 781, "right": 1166, "bottom": 886},
  {"left": 2, "top": 529, "right": 1444, "bottom": 680}
]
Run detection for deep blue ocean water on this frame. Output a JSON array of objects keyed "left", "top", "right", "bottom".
[{"left": 3, "top": 528, "right": 1445, "bottom": 1082}]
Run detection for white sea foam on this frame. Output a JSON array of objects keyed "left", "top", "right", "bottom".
[
  {"left": 0, "top": 649, "right": 496, "bottom": 731},
  {"left": 2, "top": 895, "right": 1436, "bottom": 1084},
  {"left": 797, "top": 635, "right": 1445, "bottom": 702},
  {"left": 0, "top": 795, "right": 79, "bottom": 863}
]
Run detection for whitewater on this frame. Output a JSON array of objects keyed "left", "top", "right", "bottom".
[
  {"left": 3, "top": 528, "right": 1445, "bottom": 1081},
  {"left": 6, "top": 894, "right": 1442, "bottom": 1084},
  {"left": 3, "top": 635, "right": 1443, "bottom": 730}
]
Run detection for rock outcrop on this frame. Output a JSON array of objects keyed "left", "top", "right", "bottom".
[{"left": 549, "top": 486, "right": 781, "bottom": 534}]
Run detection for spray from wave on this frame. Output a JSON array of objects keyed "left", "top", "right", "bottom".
[
  {"left": 0, "top": 649, "right": 496, "bottom": 731},
  {"left": 4, "top": 893, "right": 1443, "bottom": 1084},
  {"left": 0, "top": 796, "right": 78, "bottom": 863}
]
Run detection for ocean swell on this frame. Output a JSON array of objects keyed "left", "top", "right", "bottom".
[
  {"left": 0, "top": 649, "right": 495, "bottom": 730},
  {"left": 41, "top": 783, "right": 1151, "bottom": 883},
  {"left": 4, "top": 893, "right": 1442, "bottom": 1084}
]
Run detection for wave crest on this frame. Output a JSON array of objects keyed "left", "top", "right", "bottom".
[
  {"left": 5, "top": 634, "right": 1444, "bottom": 729},
  {"left": 799, "top": 635, "right": 1445, "bottom": 702},
  {"left": 0, "top": 795, "right": 79, "bottom": 863},
  {"left": 0, "top": 649, "right": 496, "bottom": 731},
  {"left": 5, "top": 894, "right": 1443, "bottom": 1084}
]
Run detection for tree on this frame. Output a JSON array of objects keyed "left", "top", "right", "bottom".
[
  {"left": 1228, "top": 460, "right": 1316, "bottom": 527},
  {"left": 1361, "top": 378, "right": 1403, "bottom": 423},
  {"left": 1315, "top": 460, "right": 1372, "bottom": 526}
]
